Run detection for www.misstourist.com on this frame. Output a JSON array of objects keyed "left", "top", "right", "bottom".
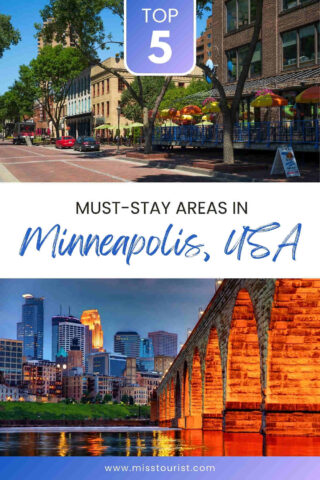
[{"left": 104, "top": 464, "right": 216, "bottom": 473}]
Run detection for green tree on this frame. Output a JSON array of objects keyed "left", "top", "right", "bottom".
[
  {"left": 103, "top": 394, "right": 112, "bottom": 403},
  {"left": 0, "top": 14, "right": 20, "bottom": 58},
  {"left": 121, "top": 77, "right": 175, "bottom": 123},
  {"left": 27, "top": 45, "right": 87, "bottom": 137},
  {"left": 121, "top": 394, "right": 129, "bottom": 405},
  {"left": 160, "top": 79, "right": 211, "bottom": 111},
  {"left": 37, "top": 0, "right": 209, "bottom": 153},
  {"left": 198, "top": 0, "right": 264, "bottom": 163}
]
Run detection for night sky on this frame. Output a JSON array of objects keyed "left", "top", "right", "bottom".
[{"left": 0, "top": 279, "right": 215, "bottom": 360}]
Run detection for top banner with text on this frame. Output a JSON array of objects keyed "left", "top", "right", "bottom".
[{"left": 0, "top": 183, "right": 318, "bottom": 279}]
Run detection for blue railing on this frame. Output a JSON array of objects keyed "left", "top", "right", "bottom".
[{"left": 153, "top": 120, "right": 319, "bottom": 149}]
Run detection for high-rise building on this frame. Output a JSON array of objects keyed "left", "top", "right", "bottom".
[
  {"left": 154, "top": 355, "right": 175, "bottom": 376},
  {"left": 19, "top": 294, "right": 44, "bottom": 360},
  {"left": 0, "top": 339, "right": 23, "bottom": 386},
  {"left": 80, "top": 309, "right": 104, "bottom": 352},
  {"left": 87, "top": 352, "right": 109, "bottom": 375},
  {"left": 114, "top": 331, "right": 140, "bottom": 358},
  {"left": 67, "top": 338, "right": 83, "bottom": 370},
  {"left": 109, "top": 353, "right": 127, "bottom": 377},
  {"left": 137, "top": 338, "right": 154, "bottom": 372},
  {"left": 148, "top": 331, "right": 178, "bottom": 357},
  {"left": 52, "top": 315, "right": 86, "bottom": 364}
]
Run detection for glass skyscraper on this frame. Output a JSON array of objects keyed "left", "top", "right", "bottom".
[
  {"left": 114, "top": 331, "right": 140, "bottom": 358},
  {"left": 19, "top": 294, "right": 44, "bottom": 360},
  {"left": 51, "top": 315, "right": 86, "bottom": 364}
]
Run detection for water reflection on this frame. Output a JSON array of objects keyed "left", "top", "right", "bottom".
[{"left": 0, "top": 429, "right": 319, "bottom": 456}]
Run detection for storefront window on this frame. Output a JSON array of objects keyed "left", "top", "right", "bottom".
[
  {"left": 238, "top": 0, "right": 249, "bottom": 27},
  {"left": 226, "top": 0, "right": 237, "bottom": 32},
  {"left": 299, "top": 25, "right": 315, "bottom": 65},
  {"left": 282, "top": 30, "right": 297, "bottom": 69},
  {"left": 226, "top": 49, "right": 237, "bottom": 81}
]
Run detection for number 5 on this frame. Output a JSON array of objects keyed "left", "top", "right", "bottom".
[{"left": 148, "top": 31, "right": 172, "bottom": 64}]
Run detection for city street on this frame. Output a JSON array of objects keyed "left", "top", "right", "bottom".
[{"left": 0, "top": 142, "right": 211, "bottom": 182}]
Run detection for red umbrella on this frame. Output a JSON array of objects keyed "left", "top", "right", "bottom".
[{"left": 180, "top": 105, "right": 202, "bottom": 116}]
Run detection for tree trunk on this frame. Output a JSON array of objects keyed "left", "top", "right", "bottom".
[
  {"left": 223, "top": 111, "right": 235, "bottom": 164},
  {"left": 143, "top": 107, "right": 153, "bottom": 154}
]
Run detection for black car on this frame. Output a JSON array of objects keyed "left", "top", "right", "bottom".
[{"left": 74, "top": 136, "right": 100, "bottom": 152}]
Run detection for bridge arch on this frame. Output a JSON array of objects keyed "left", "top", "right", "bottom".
[
  {"left": 169, "top": 378, "right": 175, "bottom": 420},
  {"left": 226, "top": 288, "right": 262, "bottom": 432},
  {"left": 203, "top": 327, "right": 223, "bottom": 430},
  {"left": 183, "top": 362, "right": 190, "bottom": 418},
  {"left": 175, "top": 371, "right": 182, "bottom": 420},
  {"left": 266, "top": 279, "right": 320, "bottom": 435}
]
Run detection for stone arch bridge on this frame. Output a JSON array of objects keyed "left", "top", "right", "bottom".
[{"left": 156, "top": 279, "right": 320, "bottom": 436}]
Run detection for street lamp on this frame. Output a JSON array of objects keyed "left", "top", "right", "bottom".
[{"left": 116, "top": 105, "right": 121, "bottom": 154}]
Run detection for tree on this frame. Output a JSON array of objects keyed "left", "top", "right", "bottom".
[
  {"left": 121, "top": 394, "right": 129, "bottom": 405},
  {"left": 27, "top": 45, "right": 87, "bottom": 137},
  {"left": 160, "top": 79, "right": 211, "bottom": 111},
  {"left": 121, "top": 77, "right": 175, "bottom": 122},
  {"left": 198, "top": 0, "right": 264, "bottom": 164},
  {"left": 0, "top": 14, "right": 20, "bottom": 59},
  {"left": 103, "top": 394, "right": 112, "bottom": 403},
  {"left": 37, "top": 0, "right": 209, "bottom": 153}
]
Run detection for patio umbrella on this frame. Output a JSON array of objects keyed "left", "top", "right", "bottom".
[
  {"left": 202, "top": 101, "right": 220, "bottom": 114},
  {"left": 295, "top": 86, "right": 320, "bottom": 104},
  {"left": 251, "top": 93, "right": 288, "bottom": 108},
  {"left": 180, "top": 105, "right": 202, "bottom": 116},
  {"left": 196, "top": 121, "right": 213, "bottom": 126},
  {"left": 94, "top": 124, "right": 110, "bottom": 130},
  {"left": 162, "top": 120, "right": 178, "bottom": 127}
]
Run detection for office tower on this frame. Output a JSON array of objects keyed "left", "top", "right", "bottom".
[
  {"left": 148, "top": 331, "right": 178, "bottom": 357},
  {"left": 80, "top": 309, "right": 104, "bottom": 352},
  {"left": 154, "top": 355, "right": 175, "bottom": 376},
  {"left": 0, "top": 339, "right": 23, "bottom": 386},
  {"left": 124, "top": 358, "right": 137, "bottom": 385},
  {"left": 52, "top": 314, "right": 86, "bottom": 364},
  {"left": 67, "top": 338, "right": 83, "bottom": 370},
  {"left": 87, "top": 352, "right": 109, "bottom": 375},
  {"left": 20, "top": 294, "right": 44, "bottom": 360},
  {"left": 137, "top": 338, "right": 154, "bottom": 372},
  {"left": 114, "top": 331, "right": 140, "bottom": 358},
  {"left": 109, "top": 353, "right": 127, "bottom": 377}
]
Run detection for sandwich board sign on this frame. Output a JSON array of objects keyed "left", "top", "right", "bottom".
[{"left": 271, "top": 146, "right": 300, "bottom": 178}]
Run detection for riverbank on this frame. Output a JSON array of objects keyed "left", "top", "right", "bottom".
[{"left": 0, "top": 402, "right": 150, "bottom": 425}]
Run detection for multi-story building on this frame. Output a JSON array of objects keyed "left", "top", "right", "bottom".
[
  {"left": 109, "top": 353, "right": 127, "bottom": 377},
  {"left": 67, "top": 338, "right": 83, "bottom": 371},
  {"left": 52, "top": 314, "right": 87, "bottom": 364},
  {"left": 80, "top": 309, "right": 104, "bottom": 353},
  {"left": 119, "top": 385, "right": 148, "bottom": 405},
  {"left": 114, "top": 331, "right": 140, "bottom": 358},
  {"left": 62, "top": 373, "right": 85, "bottom": 402},
  {"left": 87, "top": 352, "right": 109, "bottom": 375},
  {"left": 137, "top": 338, "right": 154, "bottom": 372},
  {"left": 18, "top": 294, "right": 44, "bottom": 360},
  {"left": 196, "top": 15, "right": 214, "bottom": 64},
  {"left": 136, "top": 371, "right": 161, "bottom": 403},
  {"left": 37, "top": 19, "right": 76, "bottom": 53},
  {"left": 91, "top": 57, "right": 204, "bottom": 135},
  {"left": 0, "top": 384, "right": 20, "bottom": 401},
  {"left": 154, "top": 355, "right": 175, "bottom": 376},
  {"left": 90, "top": 375, "right": 124, "bottom": 400},
  {"left": 65, "top": 68, "right": 93, "bottom": 138},
  {"left": 0, "top": 339, "right": 23, "bottom": 386},
  {"left": 22, "top": 360, "right": 62, "bottom": 398},
  {"left": 211, "top": 0, "right": 320, "bottom": 114},
  {"left": 148, "top": 331, "right": 178, "bottom": 357}
]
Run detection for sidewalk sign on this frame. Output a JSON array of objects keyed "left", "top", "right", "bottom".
[{"left": 271, "top": 145, "right": 300, "bottom": 178}]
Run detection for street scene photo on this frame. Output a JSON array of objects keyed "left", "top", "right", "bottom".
[
  {"left": 0, "top": 1, "right": 319, "bottom": 182},
  {"left": 1, "top": 278, "right": 320, "bottom": 456}
]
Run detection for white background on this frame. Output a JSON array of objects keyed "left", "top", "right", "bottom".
[{"left": 0, "top": 182, "right": 318, "bottom": 279}]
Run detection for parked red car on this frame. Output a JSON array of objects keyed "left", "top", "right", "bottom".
[{"left": 55, "top": 136, "right": 76, "bottom": 149}]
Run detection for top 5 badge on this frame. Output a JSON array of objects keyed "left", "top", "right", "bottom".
[{"left": 124, "top": 0, "right": 196, "bottom": 75}]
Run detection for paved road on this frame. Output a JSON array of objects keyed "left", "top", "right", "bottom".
[{"left": 0, "top": 143, "right": 209, "bottom": 182}]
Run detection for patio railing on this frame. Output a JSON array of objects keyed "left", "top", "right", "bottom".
[{"left": 152, "top": 120, "right": 319, "bottom": 149}]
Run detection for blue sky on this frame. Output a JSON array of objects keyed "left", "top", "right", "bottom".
[
  {"left": 0, "top": 279, "right": 215, "bottom": 360},
  {"left": 0, "top": 1, "right": 210, "bottom": 95}
]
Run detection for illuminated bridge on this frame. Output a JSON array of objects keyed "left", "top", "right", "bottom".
[{"left": 155, "top": 279, "right": 320, "bottom": 436}]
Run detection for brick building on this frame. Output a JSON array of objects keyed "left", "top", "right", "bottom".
[
  {"left": 22, "top": 360, "right": 62, "bottom": 398},
  {"left": 210, "top": 0, "right": 319, "bottom": 115},
  {"left": 196, "top": 15, "right": 214, "bottom": 64}
]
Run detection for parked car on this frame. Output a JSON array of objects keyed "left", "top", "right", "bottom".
[
  {"left": 74, "top": 136, "right": 100, "bottom": 152},
  {"left": 56, "top": 136, "right": 76, "bottom": 149}
]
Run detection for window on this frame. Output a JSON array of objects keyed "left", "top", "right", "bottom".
[
  {"left": 226, "top": 0, "right": 256, "bottom": 32},
  {"left": 107, "top": 78, "right": 110, "bottom": 93},
  {"left": 97, "top": 83, "right": 100, "bottom": 96},
  {"left": 178, "top": 82, "right": 185, "bottom": 88},
  {"left": 283, "top": 30, "right": 297, "bottom": 68},
  {"left": 282, "top": 23, "right": 318, "bottom": 69},
  {"left": 107, "top": 102, "right": 110, "bottom": 116},
  {"left": 282, "top": 0, "right": 310, "bottom": 10},
  {"left": 101, "top": 81, "right": 104, "bottom": 95},
  {"left": 299, "top": 25, "right": 315, "bottom": 65},
  {"left": 118, "top": 79, "right": 125, "bottom": 91},
  {"left": 92, "top": 84, "right": 95, "bottom": 98},
  {"left": 101, "top": 102, "right": 104, "bottom": 116},
  {"left": 226, "top": 41, "right": 261, "bottom": 81}
]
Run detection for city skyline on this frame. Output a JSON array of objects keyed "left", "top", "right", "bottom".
[{"left": 0, "top": 279, "right": 215, "bottom": 360}]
